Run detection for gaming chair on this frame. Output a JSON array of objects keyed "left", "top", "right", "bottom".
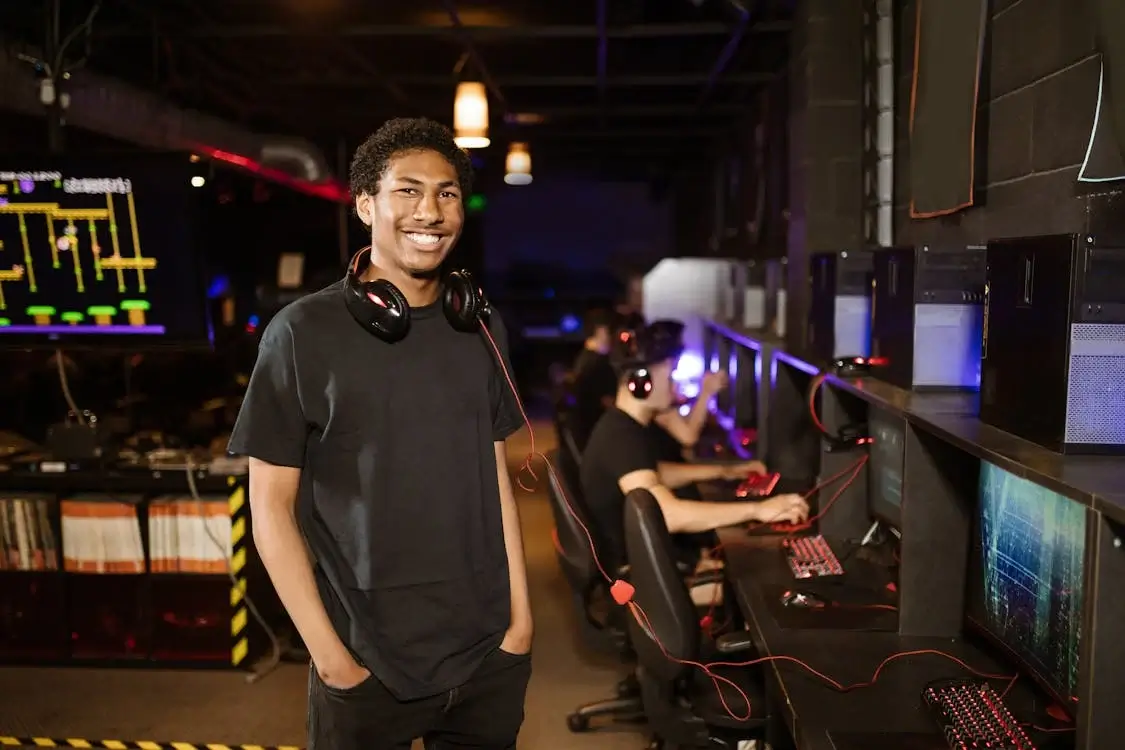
[
  {"left": 543, "top": 449, "right": 644, "bottom": 732},
  {"left": 623, "top": 489, "right": 772, "bottom": 749}
]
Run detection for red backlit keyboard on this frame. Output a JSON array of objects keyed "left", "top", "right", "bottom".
[
  {"left": 783, "top": 534, "right": 844, "bottom": 579},
  {"left": 735, "top": 472, "right": 780, "bottom": 498},
  {"left": 922, "top": 679, "right": 1035, "bottom": 749}
]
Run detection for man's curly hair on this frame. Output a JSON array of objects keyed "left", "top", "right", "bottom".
[{"left": 349, "top": 118, "right": 474, "bottom": 201}]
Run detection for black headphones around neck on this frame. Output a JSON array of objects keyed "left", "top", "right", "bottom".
[{"left": 343, "top": 246, "right": 490, "bottom": 342}]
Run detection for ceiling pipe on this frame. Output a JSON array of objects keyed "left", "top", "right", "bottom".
[
  {"left": 439, "top": 0, "right": 506, "bottom": 109},
  {"left": 695, "top": 0, "right": 754, "bottom": 109},
  {"left": 0, "top": 42, "right": 349, "bottom": 203}
]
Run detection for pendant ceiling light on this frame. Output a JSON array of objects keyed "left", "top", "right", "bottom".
[
  {"left": 504, "top": 142, "right": 533, "bottom": 185},
  {"left": 453, "top": 81, "right": 490, "bottom": 149}
]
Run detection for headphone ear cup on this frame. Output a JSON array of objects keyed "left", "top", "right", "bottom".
[
  {"left": 344, "top": 276, "right": 411, "bottom": 342},
  {"left": 626, "top": 368, "right": 653, "bottom": 400},
  {"left": 443, "top": 269, "right": 488, "bottom": 332}
]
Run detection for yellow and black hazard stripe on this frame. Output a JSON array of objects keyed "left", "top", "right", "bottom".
[
  {"left": 227, "top": 478, "right": 250, "bottom": 667},
  {"left": 0, "top": 739, "right": 301, "bottom": 750}
]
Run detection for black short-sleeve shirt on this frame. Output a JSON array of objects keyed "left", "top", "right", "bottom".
[
  {"left": 580, "top": 408, "right": 657, "bottom": 570},
  {"left": 227, "top": 280, "right": 523, "bottom": 700},
  {"left": 569, "top": 349, "right": 618, "bottom": 450}
]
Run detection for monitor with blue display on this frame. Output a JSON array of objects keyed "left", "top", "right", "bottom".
[
  {"left": 867, "top": 406, "right": 904, "bottom": 527},
  {"left": 967, "top": 460, "right": 1087, "bottom": 706},
  {"left": 0, "top": 155, "right": 211, "bottom": 348}
]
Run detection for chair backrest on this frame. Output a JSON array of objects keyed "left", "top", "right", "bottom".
[
  {"left": 544, "top": 449, "right": 599, "bottom": 592},
  {"left": 556, "top": 420, "right": 584, "bottom": 492},
  {"left": 623, "top": 488, "right": 701, "bottom": 685}
]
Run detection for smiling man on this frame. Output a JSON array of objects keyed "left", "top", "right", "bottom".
[{"left": 228, "top": 118, "right": 532, "bottom": 750}]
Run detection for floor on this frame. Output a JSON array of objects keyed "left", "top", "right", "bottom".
[{"left": 0, "top": 422, "right": 649, "bottom": 749}]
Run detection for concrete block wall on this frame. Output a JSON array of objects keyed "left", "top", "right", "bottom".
[
  {"left": 786, "top": 0, "right": 865, "bottom": 352},
  {"left": 894, "top": 0, "right": 1101, "bottom": 245}
]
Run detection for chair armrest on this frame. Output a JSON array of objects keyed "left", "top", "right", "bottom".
[
  {"left": 714, "top": 630, "right": 755, "bottom": 654},
  {"left": 687, "top": 570, "right": 725, "bottom": 587}
]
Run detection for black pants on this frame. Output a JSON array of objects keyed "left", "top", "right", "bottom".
[{"left": 308, "top": 647, "right": 532, "bottom": 750}]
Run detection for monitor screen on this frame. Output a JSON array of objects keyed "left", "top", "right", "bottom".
[
  {"left": 867, "top": 407, "right": 905, "bottom": 526},
  {"left": 733, "top": 345, "right": 758, "bottom": 429},
  {"left": 968, "top": 461, "right": 1087, "bottom": 703},
  {"left": 0, "top": 156, "right": 211, "bottom": 348}
]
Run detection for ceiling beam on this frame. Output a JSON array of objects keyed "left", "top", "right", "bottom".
[
  {"left": 525, "top": 127, "right": 722, "bottom": 139},
  {"left": 96, "top": 21, "right": 791, "bottom": 40},
  {"left": 503, "top": 103, "right": 748, "bottom": 119},
  {"left": 275, "top": 72, "right": 773, "bottom": 88}
]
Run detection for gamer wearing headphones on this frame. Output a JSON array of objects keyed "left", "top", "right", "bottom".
[
  {"left": 580, "top": 324, "right": 810, "bottom": 571},
  {"left": 228, "top": 119, "right": 531, "bottom": 750}
]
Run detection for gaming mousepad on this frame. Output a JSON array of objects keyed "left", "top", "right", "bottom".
[{"left": 826, "top": 731, "right": 944, "bottom": 750}]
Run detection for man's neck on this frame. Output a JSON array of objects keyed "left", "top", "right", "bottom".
[
  {"left": 583, "top": 339, "right": 604, "bottom": 354},
  {"left": 615, "top": 393, "right": 654, "bottom": 426},
  {"left": 361, "top": 255, "right": 441, "bottom": 307}
]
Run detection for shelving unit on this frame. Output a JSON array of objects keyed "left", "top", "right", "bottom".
[{"left": 0, "top": 468, "right": 262, "bottom": 669}]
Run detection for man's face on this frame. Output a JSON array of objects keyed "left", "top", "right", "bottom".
[
  {"left": 645, "top": 358, "right": 677, "bottom": 411},
  {"left": 355, "top": 149, "right": 464, "bottom": 277}
]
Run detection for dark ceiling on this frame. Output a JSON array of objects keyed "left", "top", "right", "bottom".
[{"left": 1, "top": 0, "right": 790, "bottom": 176}]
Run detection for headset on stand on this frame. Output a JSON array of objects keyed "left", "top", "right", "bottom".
[{"left": 340, "top": 251, "right": 1024, "bottom": 723}]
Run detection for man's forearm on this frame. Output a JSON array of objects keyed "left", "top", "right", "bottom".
[
  {"left": 253, "top": 508, "right": 350, "bottom": 666},
  {"left": 663, "top": 498, "right": 766, "bottom": 533},
  {"left": 658, "top": 461, "right": 724, "bottom": 489},
  {"left": 684, "top": 395, "right": 711, "bottom": 442},
  {"left": 495, "top": 443, "right": 533, "bottom": 627}
]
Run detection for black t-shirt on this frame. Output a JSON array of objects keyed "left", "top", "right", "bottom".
[
  {"left": 570, "top": 349, "right": 618, "bottom": 450},
  {"left": 580, "top": 408, "right": 658, "bottom": 570},
  {"left": 227, "top": 280, "right": 523, "bottom": 700}
]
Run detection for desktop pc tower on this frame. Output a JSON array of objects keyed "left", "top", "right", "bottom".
[
  {"left": 979, "top": 234, "right": 1125, "bottom": 454},
  {"left": 870, "top": 245, "right": 986, "bottom": 390},
  {"left": 742, "top": 261, "right": 767, "bottom": 329},
  {"left": 807, "top": 250, "right": 874, "bottom": 362}
]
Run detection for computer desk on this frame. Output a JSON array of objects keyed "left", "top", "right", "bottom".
[{"left": 714, "top": 526, "right": 1044, "bottom": 750}]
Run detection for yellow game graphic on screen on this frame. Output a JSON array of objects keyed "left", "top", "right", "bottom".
[{"left": 0, "top": 171, "right": 163, "bottom": 335}]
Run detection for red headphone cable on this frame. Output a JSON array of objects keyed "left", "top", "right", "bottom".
[{"left": 478, "top": 321, "right": 1013, "bottom": 723}]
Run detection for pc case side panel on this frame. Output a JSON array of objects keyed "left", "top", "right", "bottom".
[
  {"left": 912, "top": 304, "right": 983, "bottom": 388},
  {"left": 808, "top": 253, "right": 839, "bottom": 363},
  {"left": 833, "top": 295, "right": 872, "bottom": 359},
  {"left": 979, "top": 235, "right": 1075, "bottom": 450},
  {"left": 871, "top": 248, "right": 917, "bottom": 388}
]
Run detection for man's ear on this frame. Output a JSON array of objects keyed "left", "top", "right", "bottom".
[{"left": 355, "top": 192, "right": 373, "bottom": 226}]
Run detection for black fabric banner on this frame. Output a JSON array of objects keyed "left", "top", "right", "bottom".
[
  {"left": 1085, "top": 0, "right": 1125, "bottom": 181},
  {"left": 908, "top": 0, "right": 987, "bottom": 217}
]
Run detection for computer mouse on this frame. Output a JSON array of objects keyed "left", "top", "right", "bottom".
[{"left": 780, "top": 589, "right": 828, "bottom": 609}]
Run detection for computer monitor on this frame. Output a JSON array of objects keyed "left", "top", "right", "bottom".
[
  {"left": 714, "top": 345, "right": 736, "bottom": 420},
  {"left": 0, "top": 155, "right": 211, "bottom": 348},
  {"left": 867, "top": 406, "right": 905, "bottom": 527},
  {"left": 733, "top": 345, "right": 758, "bottom": 429},
  {"left": 967, "top": 460, "right": 1087, "bottom": 707}
]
